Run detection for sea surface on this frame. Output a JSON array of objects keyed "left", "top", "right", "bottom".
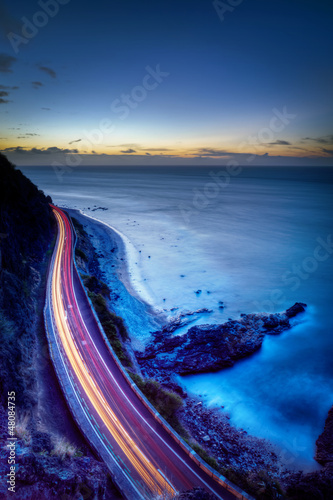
[{"left": 23, "top": 165, "right": 333, "bottom": 471}]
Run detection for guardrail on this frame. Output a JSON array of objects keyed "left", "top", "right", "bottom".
[
  {"left": 68, "top": 212, "right": 254, "bottom": 500},
  {"left": 43, "top": 210, "right": 144, "bottom": 500}
]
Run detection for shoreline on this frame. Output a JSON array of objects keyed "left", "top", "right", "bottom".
[
  {"left": 67, "top": 208, "right": 327, "bottom": 476},
  {"left": 65, "top": 208, "right": 167, "bottom": 349}
]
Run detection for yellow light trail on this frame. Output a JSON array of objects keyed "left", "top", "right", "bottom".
[{"left": 51, "top": 207, "right": 175, "bottom": 497}]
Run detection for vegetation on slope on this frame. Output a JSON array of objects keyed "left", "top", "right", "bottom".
[{"left": 0, "top": 152, "right": 55, "bottom": 406}]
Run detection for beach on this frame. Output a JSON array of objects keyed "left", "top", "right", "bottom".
[
  {"left": 63, "top": 206, "right": 326, "bottom": 481},
  {"left": 22, "top": 165, "right": 333, "bottom": 472}
]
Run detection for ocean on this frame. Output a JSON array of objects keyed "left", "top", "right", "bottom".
[{"left": 23, "top": 165, "right": 333, "bottom": 471}]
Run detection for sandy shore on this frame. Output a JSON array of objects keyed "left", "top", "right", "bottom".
[
  {"left": 66, "top": 208, "right": 166, "bottom": 349},
  {"left": 65, "top": 208, "right": 329, "bottom": 484}
]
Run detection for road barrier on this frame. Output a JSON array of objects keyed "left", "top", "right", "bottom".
[{"left": 68, "top": 211, "right": 254, "bottom": 500}]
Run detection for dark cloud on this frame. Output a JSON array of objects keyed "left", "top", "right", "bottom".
[
  {"left": 69, "top": 139, "right": 82, "bottom": 144},
  {"left": 91, "top": 150, "right": 97, "bottom": 154},
  {"left": 3, "top": 146, "right": 78, "bottom": 154},
  {"left": 0, "top": 53, "right": 17, "bottom": 73},
  {"left": 41, "top": 107, "right": 51, "bottom": 110},
  {"left": 267, "top": 140, "right": 291, "bottom": 145},
  {"left": 32, "top": 81, "right": 43, "bottom": 89},
  {"left": 322, "top": 148, "right": 333, "bottom": 156},
  {"left": 0, "top": 98, "right": 11, "bottom": 104},
  {"left": 0, "top": 85, "right": 19, "bottom": 90},
  {"left": 17, "top": 133, "right": 40, "bottom": 138},
  {"left": 197, "top": 148, "right": 229, "bottom": 157},
  {"left": 121, "top": 148, "right": 136, "bottom": 154},
  {"left": 303, "top": 135, "right": 333, "bottom": 145},
  {"left": 145, "top": 152, "right": 151, "bottom": 155},
  {"left": 38, "top": 66, "right": 56, "bottom": 78},
  {"left": 0, "top": 91, "right": 9, "bottom": 97}
]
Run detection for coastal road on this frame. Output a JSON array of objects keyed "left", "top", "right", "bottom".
[{"left": 47, "top": 204, "right": 241, "bottom": 500}]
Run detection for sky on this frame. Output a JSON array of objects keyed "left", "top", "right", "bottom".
[{"left": 0, "top": 0, "right": 332, "bottom": 166}]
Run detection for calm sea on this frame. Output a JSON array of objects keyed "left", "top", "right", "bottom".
[{"left": 23, "top": 165, "right": 333, "bottom": 470}]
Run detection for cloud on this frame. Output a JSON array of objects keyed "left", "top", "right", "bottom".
[
  {"left": 144, "top": 148, "right": 172, "bottom": 152},
  {"left": 146, "top": 152, "right": 151, "bottom": 155},
  {"left": 267, "top": 140, "right": 291, "bottom": 145},
  {"left": 69, "top": 139, "right": 82, "bottom": 144},
  {"left": 197, "top": 148, "right": 229, "bottom": 157},
  {"left": 38, "top": 66, "right": 56, "bottom": 78},
  {"left": 16, "top": 133, "right": 40, "bottom": 138},
  {"left": 3, "top": 146, "right": 78, "bottom": 155},
  {"left": 0, "top": 91, "right": 9, "bottom": 97},
  {"left": 107, "top": 143, "right": 140, "bottom": 148},
  {"left": 0, "top": 98, "right": 11, "bottom": 104},
  {"left": 121, "top": 148, "right": 136, "bottom": 154},
  {"left": 303, "top": 135, "right": 333, "bottom": 145},
  {"left": 322, "top": 148, "right": 333, "bottom": 156},
  {"left": 41, "top": 107, "right": 50, "bottom": 110},
  {"left": 0, "top": 53, "right": 17, "bottom": 73},
  {"left": 0, "top": 85, "right": 19, "bottom": 90},
  {"left": 32, "top": 81, "right": 43, "bottom": 89}
]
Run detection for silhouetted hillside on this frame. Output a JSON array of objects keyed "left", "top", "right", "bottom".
[
  {"left": 0, "top": 153, "right": 53, "bottom": 279},
  {"left": 0, "top": 153, "right": 55, "bottom": 406}
]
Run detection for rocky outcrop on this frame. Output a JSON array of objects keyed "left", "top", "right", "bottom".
[
  {"left": 177, "top": 487, "right": 218, "bottom": 499},
  {"left": 316, "top": 405, "right": 333, "bottom": 466},
  {"left": 13, "top": 454, "right": 119, "bottom": 500},
  {"left": 137, "top": 303, "right": 307, "bottom": 376}
]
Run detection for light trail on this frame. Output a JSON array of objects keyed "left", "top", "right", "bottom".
[
  {"left": 51, "top": 207, "right": 173, "bottom": 497},
  {"left": 46, "top": 205, "right": 241, "bottom": 500}
]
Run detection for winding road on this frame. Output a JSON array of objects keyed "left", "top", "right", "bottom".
[{"left": 45, "top": 204, "right": 245, "bottom": 500}]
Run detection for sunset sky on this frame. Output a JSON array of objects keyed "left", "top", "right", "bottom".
[{"left": 0, "top": 0, "right": 332, "bottom": 166}]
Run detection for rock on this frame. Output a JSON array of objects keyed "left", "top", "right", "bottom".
[
  {"left": 138, "top": 303, "right": 307, "bottom": 376},
  {"left": 178, "top": 487, "right": 218, "bottom": 499},
  {"left": 11, "top": 453, "right": 119, "bottom": 500},
  {"left": 285, "top": 302, "right": 307, "bottom": 318},
  {"left": 316, "top": 405, "right": 333, "bottom": 466},
  {"left": 32, "top": 431, "right": 52, "bottom": 453}
]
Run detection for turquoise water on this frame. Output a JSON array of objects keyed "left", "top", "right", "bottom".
[{"left": 23, "top": 165, "right": 333, "bottom": 470}]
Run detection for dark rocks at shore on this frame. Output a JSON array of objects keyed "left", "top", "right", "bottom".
[
  {"left": 137, "top": 303, "right": 307, "bottom": 376},
  {"left": 12, "top": 453, "right": 121, "bottom": 500},
  {"left": 177, "top": 487, "right": 218, "bottom": 499},
  {"left": 315, "top": 405, "right": 333, "bottom": 467},
  {"left": 156, "top": 308, "right": 213, "bottom": 337},
  {"left": 180, "top": 398, "right": 280, "bottom": 475}
]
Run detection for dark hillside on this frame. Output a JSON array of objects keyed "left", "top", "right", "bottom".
[{"left": 0, "top": 153, "right": 55, "bottom": 406}]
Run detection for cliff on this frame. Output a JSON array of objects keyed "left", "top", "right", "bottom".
[
  {"left": 0, "top": 154, "right": 122, "bottom": 499},
  {"left": 316, "top": 405, "right": 333, "bottom": 467}
]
